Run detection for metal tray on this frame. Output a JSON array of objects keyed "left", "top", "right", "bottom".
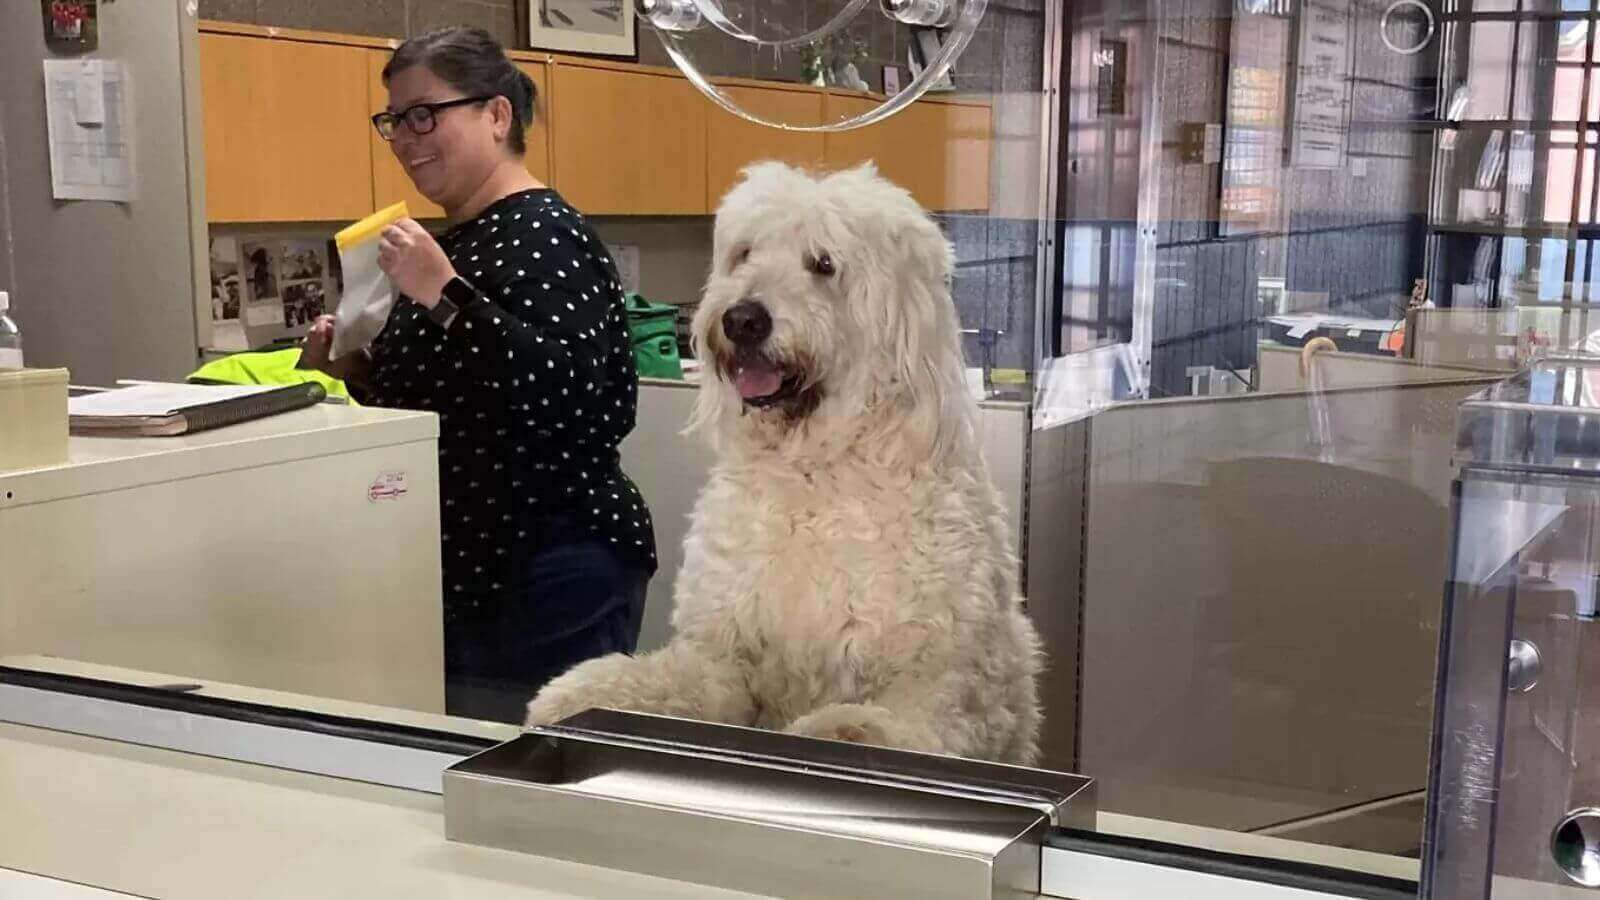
[{"left": 443, "top": 709, "right": 1095, "bottom": 899}]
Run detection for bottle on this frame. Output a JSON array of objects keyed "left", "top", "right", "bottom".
[{"left": 0, "top": 292, "right": 24, "bottom": 369}]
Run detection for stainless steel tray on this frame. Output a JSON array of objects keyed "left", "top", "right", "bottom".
[{"left": 443, "top": 709, "right": 1095, "bottom": 899}]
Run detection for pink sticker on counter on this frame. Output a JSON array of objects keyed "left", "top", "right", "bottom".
[{"left": 368, "top": 471, "right": 409, "bottom": 503}]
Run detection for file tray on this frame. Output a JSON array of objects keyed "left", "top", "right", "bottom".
[{"left": 443, "top": 709, "right": 1095, "bottom": 900}]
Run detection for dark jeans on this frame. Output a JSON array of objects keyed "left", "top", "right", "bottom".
[{"left": 444, "top": 541, "right": 649, "bottom": 724}]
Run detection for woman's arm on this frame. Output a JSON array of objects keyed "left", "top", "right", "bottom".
[
  {"left": 378, "top": 216, "right": 619, "bottom": 415},
  {"left": 437, "top": 274, "right": 611, "bottom": 415}
]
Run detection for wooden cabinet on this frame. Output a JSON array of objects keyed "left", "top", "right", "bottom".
[
  {"left": 199, "top": 25, "right": 991, "bottom": 222},
  {"left": 550, "top": 64, "right": 708, "bottom": 215},
  {"left": 704, "top": 84, "right": 825, "bottom": 210},
  {"left": 823, "top": 94, "right": 939, "bottom": 210},
  {"left": 823, "top": 94, "right": 992, "bottom": 212},
  {"left": 365, "top": 53, "right": 552, "bottom": 220},
  {"left": 199, "top": 33, "right": 374, "bottom": 223},
  {"left": 933, "top": 101, "right": 993, "bottom": 212}
]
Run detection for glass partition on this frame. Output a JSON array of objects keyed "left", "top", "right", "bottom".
[
  {"left": 1025, "top": 0, "right": 1600, "bottom": 870},
  {"left": 15, "top": 0, "right": 1600, "bottom": 887}
]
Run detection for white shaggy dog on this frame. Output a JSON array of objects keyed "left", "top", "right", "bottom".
[{"left": 526, "top": 162, "right": 1042, "bottom": 764}]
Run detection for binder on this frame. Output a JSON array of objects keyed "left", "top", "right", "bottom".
[{"left": 67, "top": 382, "right": 326, "bottom": 436}]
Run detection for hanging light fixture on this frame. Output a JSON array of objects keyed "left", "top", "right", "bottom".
[
  {"left": 881, "top": 0, "right": 956, "bottom": 28},
  {"left": 636, "top": 0, "right": 704, "bottom": 33},
  {"left": 636, "top": 0, "right": 989, "bottom": 132}
]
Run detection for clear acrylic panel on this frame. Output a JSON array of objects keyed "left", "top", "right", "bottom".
[
  {"left": 1424, "top": 359, "right": 1600, "bottom": 897},
  {"left": 1054, "top": 0, "right": 1600, "bottom": 865},
  {"left": 638, "top": 0, "right": 992, "bottom": 130}
]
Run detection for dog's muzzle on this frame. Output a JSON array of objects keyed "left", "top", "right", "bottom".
[{"left": 720, "top": 301, "right": 788, "bottom": 405}]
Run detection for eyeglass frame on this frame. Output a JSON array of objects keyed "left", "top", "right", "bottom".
[{"left": 371, "top": 95, "right": 495, "bottom": 141}]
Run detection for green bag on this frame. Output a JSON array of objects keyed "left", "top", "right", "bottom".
[
  {"left": 188, "top": 348, "right": 353, "bottom": 401},
  {"left": 625, "top": 293, "right": 683, "bottom": 380}
]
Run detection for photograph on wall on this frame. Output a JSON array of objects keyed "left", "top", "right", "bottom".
[
  {"left": 883, "top": 65, "right": 903, "bottom": 96},
  {"left": 208, "top": 236, "right": 241, "bottom": 324},
  {"left": 278, "top": 239, "right": 327, "bottom": 282},
  {"left": 238, "top": 240, "right": 286, "bottom": 327},
  {"left": 530, "top": 0, "right": 636, "bottom": 57},
  {"left": 281, "top": 280, "right": 327, "bottom": 329},
  {"left": 239, "top": 240, "right": 280, "bottom": 307},
  {"left": 207, "top": 235, "right": 249, "bottom": 352}
]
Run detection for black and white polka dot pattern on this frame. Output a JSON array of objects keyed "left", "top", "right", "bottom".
[{"left": 360, "top": 189, "right": 657, "bottom": 595}]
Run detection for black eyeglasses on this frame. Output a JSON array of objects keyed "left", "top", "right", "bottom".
[{"left": 371, "top": 95, "right": 493, "bottom": 141}]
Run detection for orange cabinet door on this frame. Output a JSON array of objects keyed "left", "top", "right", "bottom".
[
  {"left": 201, "top": 33, "right": 374, "bottom": 223},
  {"left": 704, "top": 85, "right": 825, "bottom": 210},
  {"left": 936, "top": 101, "right": 992, "bottom": 212},
  {"left": 822, "top": 95, "right": 992, "bottom": 212},
  {"left": 822, "top": 94, "right": 941, "bottom": 210},
  {"left": 551, "top": 64, "right": 708, "bottom": 215}
]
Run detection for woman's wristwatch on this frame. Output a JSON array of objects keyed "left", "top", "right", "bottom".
[{"left": 429, "top": 275, "right": 478, "bottom": 329}]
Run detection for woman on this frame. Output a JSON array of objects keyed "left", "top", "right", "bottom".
[{"left": 301, "top": 27, "right": 657, "bottom": 723}]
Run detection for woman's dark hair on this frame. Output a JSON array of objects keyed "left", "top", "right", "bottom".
[{"left": 383, "top": 27, "right": 537, "bottom": 156}]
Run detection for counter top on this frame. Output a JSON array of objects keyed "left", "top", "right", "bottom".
[
  {"left": 0, "top": 722, "right": 775, "bottom": 900},
  {"left": 0, "top": 403, "right": 437, "bottom": 508},
  {"left": 0, "top": 655, "right": 517, "bottom": 744}
]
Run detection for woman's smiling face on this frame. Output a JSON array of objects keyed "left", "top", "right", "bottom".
[{"left": 385, "top": 65, "right": 505, "bottom": 210}]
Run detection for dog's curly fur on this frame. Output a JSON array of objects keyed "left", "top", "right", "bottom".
[{"left": 525, "top": 162, "right": 1042, "bottom": 764}]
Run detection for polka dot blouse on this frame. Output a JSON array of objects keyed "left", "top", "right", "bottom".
[{"left": 359, "top": 189, "right": 658, "bottom": 597}]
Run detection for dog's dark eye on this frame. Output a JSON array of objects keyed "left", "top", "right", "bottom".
[
  {"left": 730, "top": 246, "right": 751, "bottom": 271},
  {"left": 806, "top": 252, "right": 836, "bottom": 277}
]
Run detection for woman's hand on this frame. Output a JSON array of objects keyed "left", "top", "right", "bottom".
[
  {"left": 299, "top": 314, "right": 337, "bottom": 372},
  {"left": 299, "top": 314, "right": 370, "bottom": 384},
  {"left": 378, "top": 218, "right": 455, "bottom": 309}
]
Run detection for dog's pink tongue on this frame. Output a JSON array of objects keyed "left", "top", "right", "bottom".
[{"left": 735, "top": 360, "right": 782, "bottom": 399}]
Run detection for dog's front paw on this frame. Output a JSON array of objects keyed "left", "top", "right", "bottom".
[
  {"left": 523, "top": 653, "right": 632, "bottom": 729},
  {"left": 783, "top": 704, "right": 899, "bottom": 747},
  {"left": 523, "top": 682, "right": 593, "bottom": 730}
]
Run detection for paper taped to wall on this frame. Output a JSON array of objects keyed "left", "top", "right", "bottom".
[{"left": 43, "top": 59, "right": 133, "bottom": 202}]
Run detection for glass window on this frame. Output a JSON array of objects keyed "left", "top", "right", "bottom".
[{"left": 20, "top": 0, "right": 1600, "bottom": 890}]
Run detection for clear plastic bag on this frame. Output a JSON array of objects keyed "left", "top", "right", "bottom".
[{"left": 330, "top": 202, "right": 409, "bottom": 361}]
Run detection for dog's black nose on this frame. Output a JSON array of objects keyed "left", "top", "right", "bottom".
[{"left": 722, "top": 301, "right": 772, "bottom": 347}]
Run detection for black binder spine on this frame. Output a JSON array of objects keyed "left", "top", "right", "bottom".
[{"left": 179, "top": 383, "right": 327, "bottom": 434}]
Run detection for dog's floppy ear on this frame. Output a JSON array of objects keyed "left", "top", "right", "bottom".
[
  {"left": 866, "top": 212, "right": 974, "bottom": 467},
  {"left": 824, "top": 164, "right": 973, "bottom": 466}
]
